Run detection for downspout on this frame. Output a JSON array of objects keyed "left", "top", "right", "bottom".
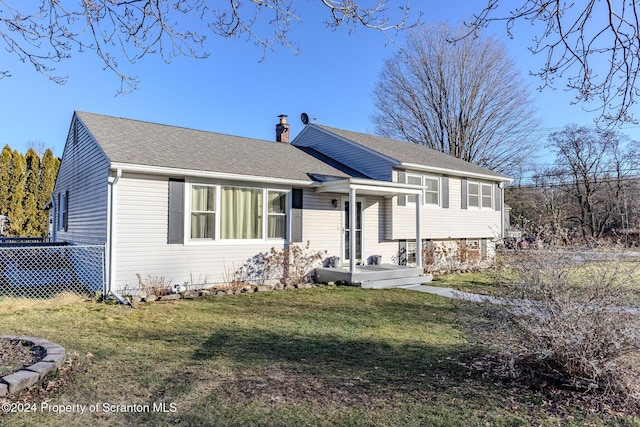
[
  {"left": 499, "top": 182, "right": 505, "bottom": 240},
  {"left": 107, "top": 168, "right": 122, "bottom": 295}
]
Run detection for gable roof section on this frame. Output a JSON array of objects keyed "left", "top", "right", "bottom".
[
  {"left": 74, "top": 112, "right": 350, "bottom": 183},
  {"left": 307, "top": 124, "right": 510, "bottom": 181}
]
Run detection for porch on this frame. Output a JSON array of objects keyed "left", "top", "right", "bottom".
[{"left": 314, "top": 264, "right": 430, "bottom": 289}]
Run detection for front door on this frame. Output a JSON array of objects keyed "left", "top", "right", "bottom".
[{"left": 342, "top": 198, "right": 363, "bottom": 264}]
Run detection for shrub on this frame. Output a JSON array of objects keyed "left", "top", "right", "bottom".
[
  {"left": 232, "top": 242, "right": 326, "bottom": 287},
  {"left": 465, "top": 248, "right": 640, "bottom": 405},
  {"left": 136, "top": 273, "right": 171, "bottom": 297}
]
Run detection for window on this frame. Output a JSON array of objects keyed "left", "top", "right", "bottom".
[
  {"left": 58, "top": 191, "right": 68, "bottom": 232},
  {"left": 221, "top": 187, "right": 263, "bottom": 239},
  {"left": 481, "top": 183, "right": 493, "bottom": 209},
  {"left": 406, "top": 175, "right": 422, "bottom": 204},
  {"left": 188, "top": 184, "right": 287, "bottom": 242},
  {"left": 468, "top": 182, "right": 480, "bottom": 208},
  {"left": 190, "top": 185, "right": 216, "bottom": 239},
  {"left": 267, "top": 191, "right": 287, "bottom": 239},
  {"left": 468, "top": 182, "right": 493, "bottom": 209},
  {"left": 424, "top": 177, "right": 439, "bottom": 205},
  {"left": 407, "top": 174, "right": 439, "bottom": 206}
]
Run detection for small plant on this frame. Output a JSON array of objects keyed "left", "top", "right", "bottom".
[
  {"left": 231, "top": 242, "right": 326, "bottom": 287},
  {"left": 136, "top": 273, "right": 171, "bottom": 297},
  {"left": 267, "top": 242, "right": 327, "bottom": 287}
]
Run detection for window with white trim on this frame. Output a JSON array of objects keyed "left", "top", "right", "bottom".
[
  {"left": 468, "top": 181, "right": 492, "bottom": 209},
  {"left": 267, "top": 190, "right": 287, "bottom": 239},
  {"left": 221, "top": 186, "right": 263, "bottom": 239},
  {"left": 190, "top": 185, "right": 216, "bottom": 239},
  {"left": 424, "top": 177, "right": 439, "bottom": 205},
  {"left": 481, "top": 183, "right": 493, "bottom": 209},
  {"left": 188, "top": 184, "right": 287, "bottom": 241},
  {"left": 407, "top": 174, "right": 440, "bottom": 206},
  {"left": 406, "top": 174, "right": 422, "bottom": 204}
]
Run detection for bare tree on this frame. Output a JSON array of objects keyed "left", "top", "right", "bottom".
[
  {"left": 0, "top": 1, "right": 417, "bottom": 92},
  {"left": 467, "top": 1, "right": 640, "bottom": 125},
  {"left": 546, "top": 125, "right": 638, "bottom": 242},
  {"left": 371, "top": 23, "right": 539, "bottom": 173}
]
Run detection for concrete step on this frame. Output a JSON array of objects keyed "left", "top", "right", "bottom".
[{"left": 359, "top": 274, "right": 432, "bottom": 289}]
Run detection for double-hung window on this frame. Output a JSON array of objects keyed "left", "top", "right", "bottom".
[
  {"left": 191, "top": 185, "right": 216, "bottom": 239},
  {"left": 407, "top": 174, "right": 422, "bottom": 204},
  {"left": 468, "top": 181, "right": 493, "bottom": 209},
  {"left": 267, "top": 190, "right": 287, "bottom": 239},
  {"left": 424, "top": 177, "right": 439, "bottom": 205},
  {"left": 407, "top": 174, "right": 439, "bottom": 206},
  {"left": 189, "top": 184, "right": 287, "bottom": 241}
]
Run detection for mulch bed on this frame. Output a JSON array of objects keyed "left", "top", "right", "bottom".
[{"left": 0, "top": 338, "right": 46, "bottom": 377}]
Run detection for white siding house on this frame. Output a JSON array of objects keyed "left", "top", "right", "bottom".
[{"left": 52, "top": 112, "right": 510, "bottom": 292}]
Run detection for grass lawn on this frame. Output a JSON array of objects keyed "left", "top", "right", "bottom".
[
  {"left": 430, "top": 271, "right": 499, "bottom": 295},
  {"left": 0, "top": 286, "right": 637, "bottom": 426}
]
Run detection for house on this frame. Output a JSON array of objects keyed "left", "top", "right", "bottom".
[{"left": 51, "top": 112, "right": 511, "bottom": 292}]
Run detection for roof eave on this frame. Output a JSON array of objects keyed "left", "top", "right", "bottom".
[
  {"left": 399, "top": 162, "right": 512, "bottom": 183},
  {"left": 109, "top": 162, "right": 322, "bottom": 187}
]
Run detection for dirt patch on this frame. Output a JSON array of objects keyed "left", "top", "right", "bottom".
[{"left": 0, "top": 338, "right": 46, "bottom": 377}]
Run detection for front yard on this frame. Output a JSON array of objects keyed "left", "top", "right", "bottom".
[{"left": 0, "top": 285, "right": 637, "bottom": 426}]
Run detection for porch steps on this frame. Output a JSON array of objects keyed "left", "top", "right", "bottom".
[
  {"left": 358, "top": 274, "right": 432, "bottom": 289},
  {"left": 315, "top": 265, "right": 431, "bottom": 289}
]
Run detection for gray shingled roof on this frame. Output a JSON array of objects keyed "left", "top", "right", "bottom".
[
  {"left": 313, "top": 124, "right": 509, "bottom": 180},
  {"left": 75, "top": 112, "right": 350, "bottom": 182}
]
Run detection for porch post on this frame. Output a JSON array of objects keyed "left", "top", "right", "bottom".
[
  {"left": 349, "top": 187, "right": 357, "bottom": 274},
  {"left": 415, "top": 192, "right": 422, "bottom": 269}
]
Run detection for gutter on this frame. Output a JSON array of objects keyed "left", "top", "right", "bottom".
[
  {"left": 109, "top": 163, "right": 321, "bottom": 188},
  {"left": 400, "top": 162, "right": 513, "bottom": 183}
]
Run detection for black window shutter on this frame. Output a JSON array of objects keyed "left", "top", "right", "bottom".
[
  {"left": 397, "top": 171, "right": 406, "bottom": 206},
  {"left": 291, "top": 188, "right": 303, "bottom": 243},
  {"left": 168, "top": 179, "right": 185, "bottom": 244},
  {"left": 441, "top": 177, "right": 449, "bottom": 208},
  {"left": 461, "top": 178, "right": 468, "bottom": 210}
]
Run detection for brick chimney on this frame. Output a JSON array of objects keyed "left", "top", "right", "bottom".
[{"left": 275, "top": 114, "right": 290, "bottom": 143}]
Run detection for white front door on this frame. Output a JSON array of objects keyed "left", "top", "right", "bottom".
[{"left": 342, "top": 198, "right": 363, "bottom": 264}]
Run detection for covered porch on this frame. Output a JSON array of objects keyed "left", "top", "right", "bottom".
[{"left": 312, "top": 177, "right": 428, "bottom": 288}]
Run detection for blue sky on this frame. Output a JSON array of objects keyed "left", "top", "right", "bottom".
[{"left": 1, "top": 1, "right": 638, "bottom": 173}]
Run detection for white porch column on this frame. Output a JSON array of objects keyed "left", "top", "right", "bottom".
[
  {"left": 415, "top": 192, "right": 422, "bottom": 269},
  {"left": 349, "top": 187, "right": 357, "bottom": 274}
]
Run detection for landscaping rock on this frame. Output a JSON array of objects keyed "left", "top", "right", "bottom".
[
  {"left": 4, "top": 370, "right": 40, "bottom": 394},
  {"left": 183, "top": 290, "right": 201, "bottom": 299},
  {"left": 25, "top": 361, "right": 58, "bottom": 380},
  {"left": 42, "top": 350, "right": 66, "bottom": 368},
  {"left": 0, "top": 382, "right": 7, "bottom": 397},
  {"left": 158, "top": 294, "right": 181, "bottom": 301},
  {"left": 256, "top": 285, "right": 274, "bottom": 292}
]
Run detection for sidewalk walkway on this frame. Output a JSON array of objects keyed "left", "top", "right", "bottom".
[{"left": 398, "top": 284, "right": 506, "bottom": 304}]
